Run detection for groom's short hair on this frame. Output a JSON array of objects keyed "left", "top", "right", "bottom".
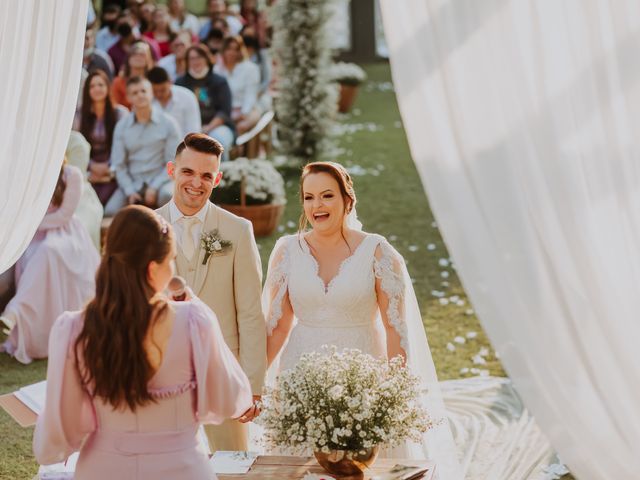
[{"left": 175, "top": 133, "right": 224, "bottom": 160}]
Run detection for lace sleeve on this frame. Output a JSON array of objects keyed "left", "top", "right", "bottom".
[
  {"left": 373, "top": 240, "right": 410, "bottom": 354},
  {"left": 264, "top": 238, "right": 290, "bottom": 336}
]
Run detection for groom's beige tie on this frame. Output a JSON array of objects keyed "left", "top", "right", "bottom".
[{"left": 181, "top": 216, "right": 199, "bottom": 260}]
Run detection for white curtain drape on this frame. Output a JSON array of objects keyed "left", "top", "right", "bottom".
[
  {"left": 0, "top": 0, "right": 88, "bottom": 274},
  {"left": 381, "top": 1, "right": 640, "bottom": 479}
]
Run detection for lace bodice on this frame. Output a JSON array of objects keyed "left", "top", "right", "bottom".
[{"left": 265, "top": 233, "right": 409, "bottom": 372}]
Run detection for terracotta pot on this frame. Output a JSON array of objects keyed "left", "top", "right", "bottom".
[
  {"left": 338, "top": 84, "right": 359, "bottom": 113},
  {"left": 218, "top": 203, "right": 285, "bottom": 237},
  {"left": 314, "top": 446, "right": 380, "bottom": 478}
]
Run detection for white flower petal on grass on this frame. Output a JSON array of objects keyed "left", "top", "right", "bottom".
[
  {"left": 441, "top": 281, "right": 449, "bottom": 287},
  {"left": 278, "top": 225, "right": 285, "bottom": 233},
  {"left": 479, "top": 347, "right": 490, "bottom": 357},
  {"left": 286, "top": 221, "right": 297, "bottom": 229},
  {"left": 389, "top": 235, "right": 398, "bottom": 241},
  {"left": 427, "top": 243, "right": 436, "bottom": 251},
  {"left": 446, "top": 343, "right": 456, "bottom": 352},
  {"left": 542, "top": 463, "right": 570, "bottom": 480},
  {"left": 460, "top": 368, "right": 470, "bottom": 374},
  {"left": 478, "top": 370, "right": 490, "bottom": 377},
  {"left": 449, "top": 295, "right": 459, "bottom": 303},
  {"left": 456, "top": 300, "right": 466, "bottom": 306},
  {"left": 408, "top": 245, "right": 419, "bottom": 252},
  {"left": 430, "top": 290, "right": 445, "bottom": 298},
  {"left": 472, "top": 355, "right": 487, "bottom": 365},
  {"left": 465, "top": 309, "right": 475, "bottom": 316},
  {"left": 453, "top": 336, "right": 466, "bottom": 344},
  {"left": 466, "top": 331, "right": 478, "bottom": 339},
  {"left": 438, "top": 259, "right": 449, "bottom": 267},
  {"left": 438, "top": 298, "right": 449, "bottom": 306},
  {"left": 441, "top": 271, "right": 450, "bottom": 278},
  {"left": 470, "top": 368, "right": 480, "bottom": 374}
]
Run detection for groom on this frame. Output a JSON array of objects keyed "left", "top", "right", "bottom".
[{"left": 157, "top": 133, "right": 267, "bottom": 451}]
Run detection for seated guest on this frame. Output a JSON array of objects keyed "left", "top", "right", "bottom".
[
  {"left": 157, "top": 29, "right": 192, "bottom": 81},
  {"left": 83, "top": 27, "right": 115, "bottom": 80},
  {"left": 143, "top": 5, "right": 176, "bottom": 58},
  {"left": 109, "top": 76, "right": 181, "bottom": 215},
  {"left": 96, "top": 4, "right": 122, "bottom": 52},
  {"left": 242, "top": 29, "right": 272, "bottom": 96},
  {"left": 138, "top": 0, "right": 157, "bottom": 34},
  {"left": 65, "top": 131, "right": 104, "bottom": 250},
  {"left": 240, "top": 0, "right": 269, "bottom": 48},
  {"left": 111, "top": 41, "right": 154, "bottom": 109},
  {"left": 168, "top": 0, "right": 201, "bottom": 37},
  {"left": 33, "top": 205, "right": 253, "bottom": 478},
  {"left": 148, "top": 66, "right": 201, "bottom": 137},
  {"left": 199, "top": 0, "right": 243, "bottom": 40},
  {"left": 214, "top": 36, "right": 261, "bottom": 135},
  {"left": 0, "top": 162, "right": 100, "bottom": 364},
  {"left": 204, "top": 27, "right": 225, "bottom": 59},
  {"left": 75, "top": 70, "right": 128, "bottom": 206},
  {"left": 108, "top": 13, "right": 160, "bottom": 74},
  {"left": 176, "top": 45, "right": 234, "bottom": 161}
]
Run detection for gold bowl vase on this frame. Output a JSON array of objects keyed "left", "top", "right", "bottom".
[{"left": 314, "top": 446, "right": 380, "bottom": 478}]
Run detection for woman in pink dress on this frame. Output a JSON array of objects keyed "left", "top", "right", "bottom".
[
  {"left": 0, "top": 162, "right": 99, "bottom": 364},
  {"left": 33, "top": 205, "right": 253, "bottom": 479}
]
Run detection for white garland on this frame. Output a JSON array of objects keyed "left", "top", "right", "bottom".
[
  {"left": 270, "top": 0, "right": 338, "bottom": 164},
  {"left": 218, "top": 158, "right": 286, "bottom": 204},
  {"left": 257, "top": 346, "right": 436, "bottom": 455}
]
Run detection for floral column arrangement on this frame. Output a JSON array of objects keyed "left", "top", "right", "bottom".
[{"left": 270, "top": 0, "right": 338, "bottom": 165}]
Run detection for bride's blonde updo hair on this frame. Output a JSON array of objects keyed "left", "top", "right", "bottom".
[{"left": 298, "top": 161, "right": 357, "bottom": 233}]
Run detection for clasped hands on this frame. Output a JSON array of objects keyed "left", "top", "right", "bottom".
[{"left": 236, "top": 395, "right": 261, "bottom": 423}]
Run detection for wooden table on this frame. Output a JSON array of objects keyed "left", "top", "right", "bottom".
[{"left": 218, "top": 455, "right": 436, "bottom": 479}]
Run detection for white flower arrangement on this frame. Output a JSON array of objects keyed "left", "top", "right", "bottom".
[
  {"left": 270, "top": 0, "right": 338, "bottom": 164},
  {"left": 257, "top": 346, "right": 436, "bottom": 455},
  {"left": 328, "top": 62, "right": 368, "bottom": 86},
  {"left": 213, "top": 158, "right": 286, "bottom": 206}
]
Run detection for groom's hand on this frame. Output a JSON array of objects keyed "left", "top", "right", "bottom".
[{"left": 237, "top": 395, "right": 261, "bottom": 423}]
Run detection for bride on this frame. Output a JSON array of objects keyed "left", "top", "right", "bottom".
[{"left": 263, "top": 161, "right": 462, "bottom": 479}]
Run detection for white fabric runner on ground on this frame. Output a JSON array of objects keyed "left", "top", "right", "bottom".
[{"left": 443, "top": 377, "right": 562, "bottom": 480}]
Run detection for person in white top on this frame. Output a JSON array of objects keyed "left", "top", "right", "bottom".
[
  {"left": 148, "top": 66, "right": 202, "bottom": 137},
  {"left": 158, "top": 30, "right": 192, "bottom": 82},
  {"left": 199, "top": 0, "right": 244, "bottom": 40},
  {"left": 168, "top": 0, "right": 201, "bottom": 36},
  {"left": 213, "top": 36, "right": 261, "bottom": 134}
]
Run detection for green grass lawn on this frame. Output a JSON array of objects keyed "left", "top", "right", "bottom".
[{"left": 0, "top": 62, "right": 504, "bottom": 479}]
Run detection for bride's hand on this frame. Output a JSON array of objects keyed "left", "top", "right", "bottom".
[{"left": 236, "top": 395, "right": 262, "bottom": 423}]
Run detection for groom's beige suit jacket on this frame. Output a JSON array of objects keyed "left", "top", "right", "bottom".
[{"left": 157, "top": 201, "right": 267, "bottom": 450}]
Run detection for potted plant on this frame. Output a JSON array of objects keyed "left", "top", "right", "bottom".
[
  {"left": 257, "top": 347, "right": 436, "bottom": 477},
  {"left": 328, "top": 62, "right": 368, "bottom": 113},
  {"left": 211, "top": 158, "right": 286, "bottom": 237}
]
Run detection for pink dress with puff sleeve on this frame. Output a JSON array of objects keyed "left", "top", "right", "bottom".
[
  {"left": 2, "top": 164, "right": 100, "bottom": 364},
  {"left": 33, "top": 299, "right": 253, "bottom": 480}
]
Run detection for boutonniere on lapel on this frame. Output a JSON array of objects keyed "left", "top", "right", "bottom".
[{"left": 200, "top": 229, "right": 232, "bottom": 265}]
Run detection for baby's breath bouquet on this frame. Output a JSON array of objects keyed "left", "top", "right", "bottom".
[{"left": 257, "top": 347, "right": 435, "bottom": 457}]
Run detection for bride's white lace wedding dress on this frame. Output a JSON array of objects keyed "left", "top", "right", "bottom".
[{"left": 263, "top": 232, "right": 463, "bottom": 479}]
